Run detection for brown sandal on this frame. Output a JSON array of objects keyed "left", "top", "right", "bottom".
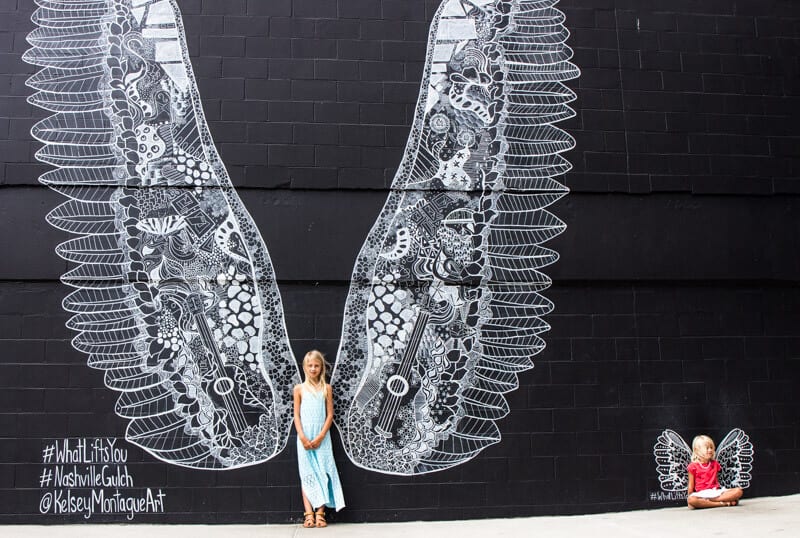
[
  {"left": 303, "top": 512, "right": 315, "bottom": 528},
  {"left": 315, "top": 509, "right": 327, "bottom": 528}
]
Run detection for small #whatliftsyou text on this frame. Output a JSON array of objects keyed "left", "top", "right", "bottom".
[
  {"left": 649, "top": 490, "right": 688, "bottom": 501},
  {"left": 38, "top": 438, "right": 166, "bottom": 520}
]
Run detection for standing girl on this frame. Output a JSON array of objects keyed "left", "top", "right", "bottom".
[
  {"left": 294, "top": 350, "right": 345, "bottom": 527},
  {"left": 687, "top": 434, "right": 743, "bottom": 509}
]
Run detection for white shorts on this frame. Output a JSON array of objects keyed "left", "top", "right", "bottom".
[{"left": 690, "top": 488, "right": 728, "bottom": 499}]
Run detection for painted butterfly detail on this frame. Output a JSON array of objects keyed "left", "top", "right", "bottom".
[
  {"left": 25, "top": 0, "right": 579, "bottom": 473},
  {"left": 653, "top": 429, "right": 754, "bottom": 492}
]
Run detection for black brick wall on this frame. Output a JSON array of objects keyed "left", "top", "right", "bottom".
[{"left": 0, "top": 0, "right": 798, "bottom": 524}]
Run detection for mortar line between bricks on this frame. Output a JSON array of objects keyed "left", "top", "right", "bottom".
[
  {"left": 613, "top": 7, "right": 632, "bottom": 184},
  {"left": 3, "top": 184, "right": 797, "bottom": 198}
]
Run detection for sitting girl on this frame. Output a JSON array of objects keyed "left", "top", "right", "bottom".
[{"left": 687, "top": 434, "right": 743, "bottom": 509}]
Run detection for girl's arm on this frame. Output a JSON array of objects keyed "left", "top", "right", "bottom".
[
  {"left": 687, "top": 471, "right": 695, "bottom": 498},
  {"left": 293, "top": 385, "right": 311, "bottom": 450},
  {"left": 309, "top": 385, "right": 335, "bottom": 449}
]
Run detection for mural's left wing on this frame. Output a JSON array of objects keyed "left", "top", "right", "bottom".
[
  {"left": 653, "top": 429, "right": 692, "bottom": 492},
  {"left": 24, "top": 0, "right": 299, "bottom": 469}
]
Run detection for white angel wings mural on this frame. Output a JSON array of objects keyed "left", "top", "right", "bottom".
[
  {"left": 654, "top": 429, "right": 754, "bottom": 492},
  {"left": 25, "top": 0, "right": 299, "bottom": 469},
  {"left": 25, "top": 0, "right": 579, "bottom": 473}
]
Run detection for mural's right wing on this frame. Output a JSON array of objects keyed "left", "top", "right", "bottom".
[
  {"left": 332, "top": 0, "right": 579, "bottom": 474},
  {"left": 716, "top": 429, "right": 754, "bottom": 489},
  {"left": 25, "top": 0, "right": 299, "bottom": 469}
]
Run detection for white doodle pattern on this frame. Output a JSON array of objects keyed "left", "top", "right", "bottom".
[
  {"left": 25, "top": 0, "right": 300, "bottom": 469},
  {"left": 25, "top": 0, "right": 580, "bottom": 476},
  {"left": 654, "top": 429, "right": 754, "bottom": 492},
  {"left": 331, "top": 0, "right": 580, "bottom": 475}
]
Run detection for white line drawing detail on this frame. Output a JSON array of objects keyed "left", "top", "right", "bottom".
[
  {"left": 331, "top": 0, "right": 580, "bottom": 474},
  {"left": 25, "top": 0, "right": 580, "bottom": 475},
  {"left": 654, "top": 429, "right": 754, "bottom": 492},
  {"left": 24, "top": 0, "right": 300, "bottom": 469}
]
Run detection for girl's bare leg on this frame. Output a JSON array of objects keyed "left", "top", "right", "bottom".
[
  {"left": 688, "top": 488, "right": 743, "bottom": 509},
  {"left": 301, "top": 490, "right": 315, "bottom": 527},
  {"left": 717, "top": 487, "right": 743, "bottom": 505},
  {"left": 688, "top": 496, "right": 725, "bottom": 509},
  {"left": 302, "top": 489, "right": 313, "bottom": 513}
]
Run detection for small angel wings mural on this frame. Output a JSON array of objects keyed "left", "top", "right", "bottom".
[{"left": 654, "top": 429, "right": 754, "bottom": 492}]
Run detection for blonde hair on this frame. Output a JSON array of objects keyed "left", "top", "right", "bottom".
[
  {"left": 302, "top": 350, "right": 329, "bottom": 392},
  {"left": 691, "top": 434, "right": 716, "bottom": 463}
]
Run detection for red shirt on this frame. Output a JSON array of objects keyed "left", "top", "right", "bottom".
[{"left": 688, "top": 460, "right": 721, "bottom": 491}]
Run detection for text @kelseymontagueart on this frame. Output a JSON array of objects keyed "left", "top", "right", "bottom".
[
  {"left": 39, "top": 438, "right": 166, "bottom": 520},
  {"left": 39, "top": 488, "right": 166, "bottom": 520}
]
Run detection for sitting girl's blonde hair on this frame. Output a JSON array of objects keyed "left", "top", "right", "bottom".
[{"left": 691, "top": 434, "right": 716, "bottom": 462}]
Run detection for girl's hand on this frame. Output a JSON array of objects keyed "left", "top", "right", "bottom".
[{"left": 310, "top": 438, "right": 321, "bottom": 449}]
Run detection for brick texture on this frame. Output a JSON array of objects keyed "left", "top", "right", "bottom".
[{"left": 0, "top": 0, "right": 798, "bottom": 524}]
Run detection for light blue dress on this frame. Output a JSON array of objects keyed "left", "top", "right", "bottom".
[{"left": 297, "top": 384, "right": 345, "bottom": 511}]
